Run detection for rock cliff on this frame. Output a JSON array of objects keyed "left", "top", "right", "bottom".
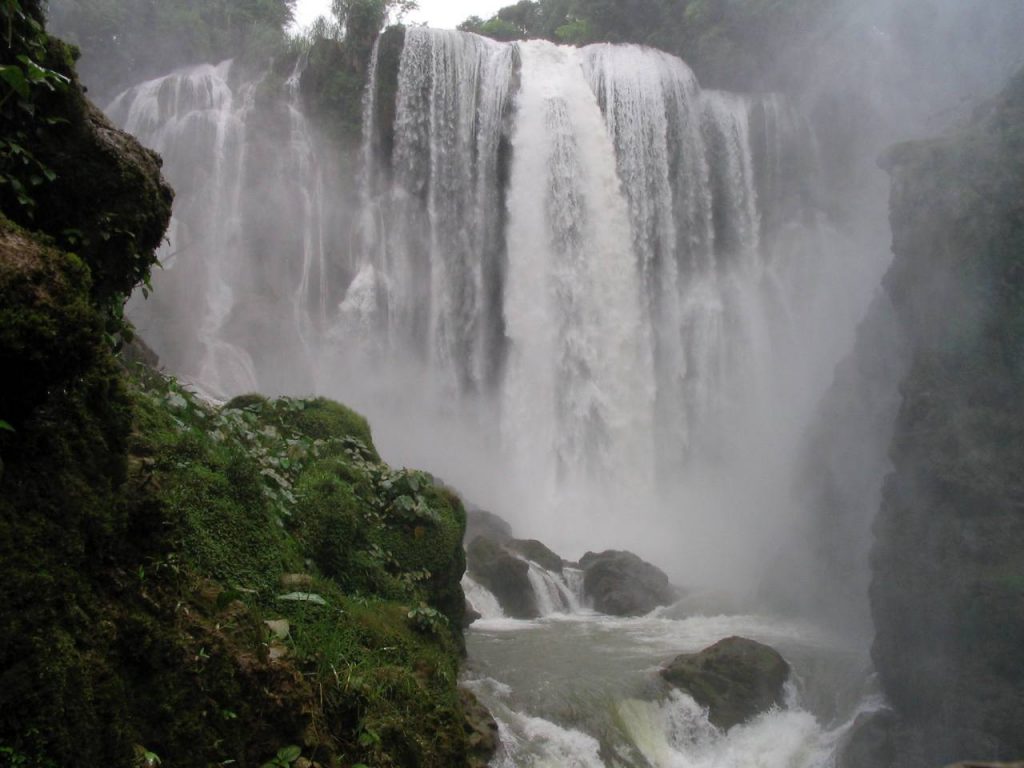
[{"left": 843, "top": 68, "right": 1024, "bottom": 767}]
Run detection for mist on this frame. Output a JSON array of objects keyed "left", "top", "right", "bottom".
[{"left": 76, "top": 0, "right": 1021, "bottom": 614}]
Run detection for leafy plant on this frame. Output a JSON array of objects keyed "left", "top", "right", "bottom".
[
  {"left": 0, "top": 0, "right": 70, "bottom": 216},
  {"left": 406, "top": 601, "right": 448, "bottom": 636},
  {"left": 260, "top": 745, "right": 301, "bottom": 768}
]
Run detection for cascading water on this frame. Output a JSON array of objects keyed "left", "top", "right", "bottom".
[
  {"left": 345, "top": 28, "right": 865, "bottom": 570},
  {"left": 109, "top": 59, "right": 331, "bottom": 398},
  {"left": 463, "top": 574, "right": 506, "bottom": 620},
  {"left": 110, "top": 27, "right": 890, "bottom": 768},
  {"left": 108, "top": 26, "right": 874, "bottom": 584}
]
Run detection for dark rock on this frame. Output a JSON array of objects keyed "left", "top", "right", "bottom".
[
  {"left": 463, "top": 600, "right": 481, "bottom": 628},
  {"left": 836, "top": 709, "right": 901, "bottom": 768},
  {"left": 460, "top": 688, "right": 500, "bottom": 768},
  {"left": 580, "top": 550, "right": 675, "bottom": 616},
  {"left": 465, "top": 507, "right": 513, "bottom": 544},
  {"left": 466, "top": 536, "right": 538, "bottom": 619},
  {"left": 122, "top": 336, "right": 160, "bottom": 370},
  {"left": 661, "top": 636, "right": 790, "bottom": 730},
  {"left": 862, "top": 67, "right": 1024, "bottom": 767},
  {"left": 507, "top": 538, "right": 565, "bottom": 573}
]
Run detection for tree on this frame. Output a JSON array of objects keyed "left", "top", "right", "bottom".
[
  {"left": 330, "top": 0, "right": 417, "bottom": 31},
  {"left": 46, "top": 0, "right": 298, "bottom": 100}
]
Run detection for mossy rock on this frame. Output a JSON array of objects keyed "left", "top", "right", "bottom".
[
  {"left": 225, "top": 396, "right": 378, "bottom": 460},
  {"left": 292, "top": 459, "right": 372, "bottom": 591},
  {"left": 1, "top": 27, "right": 173, "bottom": 305},
  {"left": 0, "top": 218, "right": 101, "bottom": 424},
  {"left": 661, "top": 636, "right": 790, "bottom": 730},
  {"left": 370, "top": 485, "right": 467, "bottom": 629}
]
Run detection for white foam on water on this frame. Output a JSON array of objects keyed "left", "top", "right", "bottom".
[{"left": 463, "top": 574, "right": 506, "bottom": 620}]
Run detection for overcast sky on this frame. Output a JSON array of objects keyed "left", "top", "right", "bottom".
[{"left": 292, "top": 0, "right": 510, "bottom": 31}]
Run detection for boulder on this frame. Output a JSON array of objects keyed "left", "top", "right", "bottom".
[
  {"left": 660, "top": 636, "right": 790, "bottom": 730},
  {"left": 579, "top": 550, "right": 675, "bottom": 616},
  {"left": 507, "top": 539, "right": 565, "bottom": 573},
  {"left": 463, "top": 600, "right": 482, "bottom": 628},
  {"left": 466, "top": 536, "right": 538, "bottom": 619},
  {"left": 465, "top": 507, "right": 514, "bottom": 544}
]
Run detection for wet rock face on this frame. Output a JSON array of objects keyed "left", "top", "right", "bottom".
[
  {"left": 660, "top": 636, "right": 790, "bottom": 730},
  {"left": 851, "top": 67, "right": 1024, "bottom": 768},
  {"left": 466, "top": 536, "right": 538, "bottom": 619},
  {"left": 579, "top": 550, "right": 675, "bottom": 616},
  {"left": 464, "top": 507, "right": 514, "bottom": 545},
  {"left": 836, "top": 710, "right": 901, "bottom": 768},
  {"left": 506, "top": 538, "right": 565, "bottom": 573}
]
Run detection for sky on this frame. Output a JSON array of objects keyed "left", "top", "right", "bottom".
[{"left": 292, "top": 0, "right": 510, "bottom": 31}]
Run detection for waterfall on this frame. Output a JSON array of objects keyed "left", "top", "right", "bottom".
[
  {"left": 357, "top": 28, "right": 517, "bottom": 394},
  {"left": 502, "top": 40, "right": 655, "bottom": 491},
  {"left": 522, "top": 560, "right": 586, "bottom": 616},
  {"left": 109, "top": 59, "right": 330, "bottom": 398},
  {"left": 112, "top": 28, "right": 861, "bottom": 589},
  {"left": 345, "top": 29, "right": 834, "bottom": 559},
  {"left": 463, "top": 574, "right": 506, "bottom": 619}
]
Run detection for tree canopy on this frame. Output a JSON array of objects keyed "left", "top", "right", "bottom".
[
  {"left": 45, "top": 0, "right": 297, "bottom": 100},
  {"left": 458, "top": 0, "right": 838, "bottom": 91}
]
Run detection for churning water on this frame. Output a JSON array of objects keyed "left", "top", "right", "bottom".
[
  {"left": 462, "top": 603, "right": 878, "bottom": 768},
  {"left": 461, "top": 555, "right": 877, "bottom": 766}
]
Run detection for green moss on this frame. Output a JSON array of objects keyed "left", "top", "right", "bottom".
[
  {"left": 275, "top": 397, "right": 377, "bottom": 454},
  {"left": 369, "top": 484, "right": 467, "bottom": 630},
  {"left": 279, "top": 595, "right": 466, "bottom": 766},
  {"left": 120, "top": 368, "right": 474, "bottom": 763},
  {"left": 224, "top": 392, "right": 270, "bottom": 410}
]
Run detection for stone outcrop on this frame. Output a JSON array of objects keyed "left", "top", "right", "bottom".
[
  {"left": 580, "top": 550, "right": 675, "bottom": 616},
  {"left": 661, "top": 636, "right": 790, "bottom": 730},
  {"left": 840, "top": 68, "right": 1024, "bottom": 767},
  {"left": 466, "top": 535, "right": 538, "bottom": 619},
  {"left": 464, "top": 507, "right": 514, "bottom": 545},
  {"left": 506, "top": 538, "right": 565, "bottom": 573}
]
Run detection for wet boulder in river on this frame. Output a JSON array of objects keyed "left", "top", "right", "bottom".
[
  {"left": 580, "top": 550, "right": 675, "bottom": 616},
  {"left": 466, "top": 536, "right": 539, "bottom": 619},
  {"left": 661, "top": 636, "right": 790, "bottom": 730}
]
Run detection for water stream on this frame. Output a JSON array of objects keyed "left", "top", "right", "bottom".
[{"left": 464, "top": 603, "right": 877, "bottom": 768}]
